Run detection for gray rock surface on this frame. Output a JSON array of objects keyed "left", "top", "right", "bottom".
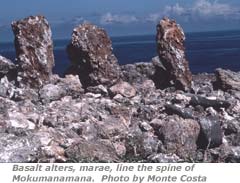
[
  {"left": 215, "top": 68, "right": 240, "bottom": 91},
  {"left": 121, "top": 62, "right": 155, "bottom": 84},
  {"left": 159, "top": 116, "right": 200, "bottom": 159},
  {"left": 65, "top": 139, "right": 120, "bottom": 162},
  {"left": 109, "top": 81, "right": 136, "bottom": 98},
  {"left": 0, "top": 56, "right": 17, "bottom": 80},
  {"left": 197, "top": 117, "right": 223, "bottom": 149},
  {"left": 148, "top": 153, "right": 182, "bottom": 163},
  {"left": 190, "top": 94, "right": 231, "bottom": 109},
  {"left": 40, "top": 84, "right": 66, "bottom": 104},
  {"left": 0, "top": 133, "right": 41, "bottom": 163}
]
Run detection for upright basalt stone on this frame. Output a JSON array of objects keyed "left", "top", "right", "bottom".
[
  {"left": 156, "top": 17, "right": 192, "bottom": 90},
  {"left": 12, "top": 15, "right": 55, "bottom": 88},
  {"left": 67, "top": 23, "right": 121, "bottom": 88}
]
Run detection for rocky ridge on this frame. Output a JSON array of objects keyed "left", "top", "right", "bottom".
[{"left": 0, "top": 16, "right": 240, "bottom": 163}]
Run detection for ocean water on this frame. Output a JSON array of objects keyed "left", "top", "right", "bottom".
[{"left": 1, "top": 30, "right": 240, "bottom": 76}]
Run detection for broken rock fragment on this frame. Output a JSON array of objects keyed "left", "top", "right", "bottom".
[
  {"left": 197, "top": 116, "right": 223, "bottom": 149},
  {"left": 109, "top": 81, "right": 136, "bottom": 98},
  {"left": 0, "top": 56, "right": 17, "bottom": 81},
  {"left": 215, "top": 68, "right": 240, "bottom": 91},
  {"left": 159, "top": 116, "right": 200, "bottom": 159}
]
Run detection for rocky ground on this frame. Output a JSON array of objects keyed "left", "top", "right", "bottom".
[{"left": 0, "top": 16, "right": 240, "bottom": 163}]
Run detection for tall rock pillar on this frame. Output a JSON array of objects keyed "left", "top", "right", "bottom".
[
  {"left": 12, "top": 15, "right": 55, "bottom": 88},
  {"left": 156, "top": 17, "right": 192, "bottom": 90}
]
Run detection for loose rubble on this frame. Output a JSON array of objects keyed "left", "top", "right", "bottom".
[{"left": 0, "top": 16, "right": 239, "bottom": 163}]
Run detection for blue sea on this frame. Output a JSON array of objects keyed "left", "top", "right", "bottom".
[{"left": 1, "top": 30, "right": 240, "bottom": 76}]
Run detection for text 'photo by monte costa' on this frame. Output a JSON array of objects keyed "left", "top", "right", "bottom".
[{"left": 0, "top": 0, "right": 240, "bottom": 163}]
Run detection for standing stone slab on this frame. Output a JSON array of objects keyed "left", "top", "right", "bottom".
[
  {"left": 12, "top": 15, "right": 54, "bottom": 88},
  {"left": 67, "top": 23, "right": 121, "bottom": 87},
  {"left": 156, "top": 17, "right": 192, "bottom": 90}
]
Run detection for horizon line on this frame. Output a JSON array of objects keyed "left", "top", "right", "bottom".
[{"left": 1, "top": 29, "right": 240, "bottom": 44}]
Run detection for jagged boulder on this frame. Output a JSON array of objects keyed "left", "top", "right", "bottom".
[
  {"left": 120, "top": 62, "right": 155, "bottom": 84},
  {"left": 159, "top": 116, "right": 200, "bottom": 159},
  {"left": 125, "top": 124, "right": 159, "bottom": 159},
  {"left": 0, "top": 56, "right": 17, "bottom": 81},
  {"left": 197, "top": 116, "right": 223, "bottom": 149},
  {"left": 65, "top": 139, "right": 120, "bottom": 162},
  {"left": 39, "top": 84, "right": 67, "bottom": 104},
  {"left": 156, "top": 17, "right": 192, "bottom": 90},
  {"left": 12, "top": 15, "right": 55, "bottom": 88},
  {"left": 109, "top": 81, "right": 136, "bottom": 98},
  {"left": 215, "top": 68, "right": 240, "bottom": 91},
  {"left": 190, "top": 94, "right": 231, "bottom": 109},
  {"left": 49, "top": 74, "right": 84, "bottom": 99},
  {"left": 0, "top": 133, "right": 41, "bottom": 163},
  {"left": 67, "top": 23, "right": 121, "bottom": 88}
]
